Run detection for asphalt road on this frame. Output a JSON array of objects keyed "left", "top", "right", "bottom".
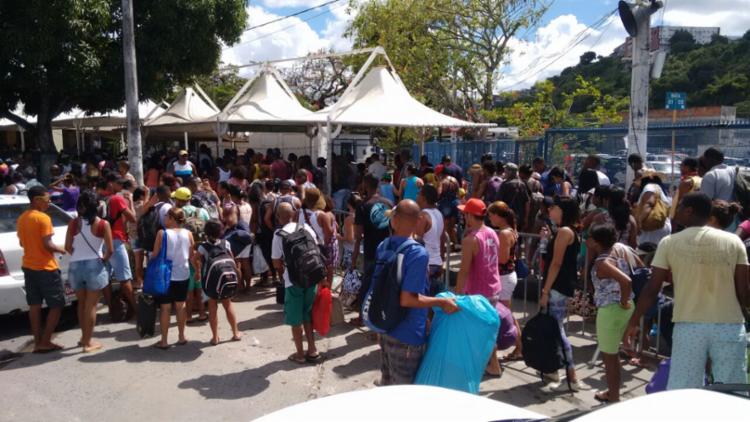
[{"left": 0, "top": 284, "right": 655, "bottom": 421}]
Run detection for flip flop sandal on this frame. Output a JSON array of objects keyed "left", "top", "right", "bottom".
[
  {"left": 594, "top": 391, "right": 610, "bottom": 403},
  {"left": 197, "top": 316, "right": 209, "bottom": 322},
  {"left": 288, "top": 354, "right": 306, "bottom": 364},
  {"left": 500, "top": 353, "right": 523, "bottom": 363},
  {"left": 230, "top": 336, "right": 242, "bottom": 342},
  {"left": 305, "top": 353, "right": 323, "bottom": 363},
  {"left": 177, "top": 340, "right": 189, "bottom": 346},
  {"left": 153, "top": 343, "right": 171, "bottom": 350}
]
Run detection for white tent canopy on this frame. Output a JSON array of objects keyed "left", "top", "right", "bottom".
[
  {"left": 144, "top": 86, "right": 221, "bottom": 134},
  {"left": 297, "top": 66, "right": 493, "bottom": 129},
  {"left": 52, "top": 100, "right": 166, "bottom": 130},
  {"left": 221, "top": 66, "right": 313, "bottom": 126}
]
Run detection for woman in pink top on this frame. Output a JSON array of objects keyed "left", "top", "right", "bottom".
[{"left": 455, "top": 197, "right": 502, "bottom": 376}]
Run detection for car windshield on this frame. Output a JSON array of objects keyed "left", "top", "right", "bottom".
[{"left": 0, "top": 204, "right": 71, "bottom": 233}]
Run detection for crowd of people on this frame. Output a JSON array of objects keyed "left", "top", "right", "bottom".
[{"left": 12, "top": 143, "right": 749, "bottom": 403}]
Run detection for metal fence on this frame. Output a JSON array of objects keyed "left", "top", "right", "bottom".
[
  {"left": 411, "top": 137, "right": 544, "bottom": 174},
  {"left": 544, "top": 120, "right": 750, "bottom": 187}
]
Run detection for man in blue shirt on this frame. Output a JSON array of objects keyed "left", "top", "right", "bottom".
[{"left": 377, "top": 199, "right": 458, "bottom": 385}]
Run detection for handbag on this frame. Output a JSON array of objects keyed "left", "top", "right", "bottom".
[
  {"left": 312, "top": 287, "right": 332, "bottom": 336},
  {"left": 144, "top": 231, "right": 172, "bottom": 296}
]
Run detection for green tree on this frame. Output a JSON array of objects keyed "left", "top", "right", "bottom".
[
  {"left": 669, "top": 30, "right": 697, "bottom": 54},
  {"left": 486, "top": 76, "right": 627, "bottom": 138},
  {"left": 347, "top": 0, "right": 547, "bottom": 118},
  {"left": 0, "top": 0, "right": 247, "bottom": 180}
]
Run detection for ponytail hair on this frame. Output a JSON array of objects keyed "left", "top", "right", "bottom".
[{"left": 168, "top": 207, "right": 186, "bottom": 226}]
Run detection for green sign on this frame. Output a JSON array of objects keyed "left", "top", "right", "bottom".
[{"left": 666, "top": 92, "right": 687, "bottom": 110}]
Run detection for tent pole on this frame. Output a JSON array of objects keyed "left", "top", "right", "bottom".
[
  {"left": 184, "top": 132, "right": 189, "bottom": 151},
  {"left": 19, "top": 128, "right": 25, "bottom": 153},
  {"left": 326, "top": 118, "right": 333, "bottom": 195}
]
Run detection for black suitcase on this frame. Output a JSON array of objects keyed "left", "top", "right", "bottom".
[{"left": 136, "top": 293, "right": 156, "bottom": 338}]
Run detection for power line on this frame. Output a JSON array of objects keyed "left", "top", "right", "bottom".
[
  {"left": 245, "top": 0, "right": 343, "bottom": 31},
  {"left": 235, "top": 1, "right": 346, "bottom": 46},
  {"left": 501, "top": 8, "right": 615, "bottom": 80}
]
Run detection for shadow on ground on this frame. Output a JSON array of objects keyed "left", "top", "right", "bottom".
[{"left": 178, "top": 358, "right": 306, "bottom": 400}]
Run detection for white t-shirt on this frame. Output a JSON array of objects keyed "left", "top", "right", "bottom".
[
  {"left": 271, "top": 222, "right": 317, "bottom": 288},
  {"left": 637, "top": 184, "right": 672, "bottom": 246},
  {"left": 157, "top": 201, "right": 173, "bottom": 227},
  {"left": 367, "top": 161, "right": 387, "bottom": 179},
  {"left": 596, "top": 170, "right": 611, "bottom": 186}
]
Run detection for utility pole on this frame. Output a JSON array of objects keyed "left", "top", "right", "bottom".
[
  {"left": 122, "top": 0, "right": 144, "bottom": 185},
  {"left": 619, "top": 0, "right": 662, "bottom": 190}
]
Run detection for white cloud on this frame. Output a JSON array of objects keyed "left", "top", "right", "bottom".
[
  {"left": 497, "top": 14, "right": 627, "bottom": 91},
  {"left": 222, "top": 4, "right": 354, "bottom": 76}
]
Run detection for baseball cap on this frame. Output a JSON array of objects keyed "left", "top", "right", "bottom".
[
  {"left": 457, "top": 198, "right": 486, "bottom": 217},
  {"left": 178, "top": 150, "right": 188, "bottom": 157},
  {"left": 171, "top": 187, "right": 192, "bottom": 201}
]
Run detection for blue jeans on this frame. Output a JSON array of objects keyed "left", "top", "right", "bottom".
[
  {"left": 108, "top": 239, "right": 132, "bottom": 282},
  {"left": 668, "top": 322, "right": 747, "bottom": 390},
  {"left": 548, "top": 289, "right": 575, "bottom": 369}
]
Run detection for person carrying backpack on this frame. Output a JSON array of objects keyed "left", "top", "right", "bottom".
[
  {"left": 172, "top": 187, "right": 209, "bottom": 323},
  {"left": 271, "top": 202, "right": 325, "bottom": 365},
  {"left": 370, "top": 199, "right": 458, "bottom": 385},
  {"left": 195, "top": 219, "right": 241, "bottom": 346}
]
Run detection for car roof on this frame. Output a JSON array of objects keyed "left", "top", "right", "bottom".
[{"left": 0, "top": 195, "right": 30, "bottom": 205}]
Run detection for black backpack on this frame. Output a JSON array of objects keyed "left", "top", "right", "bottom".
[
  {"left": 521, "top": 310, "right": 569, "bottom": 380},
  {"left": 362, "top": 238, "right": 418, "bottom": 333},
  {"left": 137, "top": 203, "right": 165, "bottom": 252},
  {"left": 201, "top": 243, "right": 239, "bottom": 300},
  {"left": 734, "top": 167, "right": 750, "bottom": 210},
  {"left": 278, "top": 223, "right": 326, "bottom": 289}
]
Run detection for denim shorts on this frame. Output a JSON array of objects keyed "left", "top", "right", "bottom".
[
  {"left": 69, "top": 259, "right": 109, "bottom": 291},
  {"left": 108, "top": 239, "right": 132, "bottom": 282},
  {"left": 129, "top": 237, "right": 141, "bottom": 252}
]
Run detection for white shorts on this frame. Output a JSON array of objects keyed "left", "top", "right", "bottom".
[
  {"left": 236, "top": 244, "right": 252, "bottom": 259},
  {"left": 498, "top": 272, "right": 518, "bottom": 301}
]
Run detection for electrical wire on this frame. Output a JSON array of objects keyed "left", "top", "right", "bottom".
[
  {"left": 234, "top": 1, "right": 347, "bottom": 46},
  {"left": 497, "top": 8, "right": 617, "bottom": 89},
  {"left": 245, "top": 0, "right": 343, "bottom": 31}
]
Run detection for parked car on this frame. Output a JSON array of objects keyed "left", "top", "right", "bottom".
[
  {"left": 0, "top": 195, "right": 75, "bottom": 315},
  {"left": 256, "top": 385, "right": 750, "bottom": 421}
]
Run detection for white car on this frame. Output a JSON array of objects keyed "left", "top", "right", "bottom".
[
  {"left": 255, "top": 385, "right": 750, "bottom": 421},
  {"left": 0, "top": 195, "right": 75, "bottom": 315}
]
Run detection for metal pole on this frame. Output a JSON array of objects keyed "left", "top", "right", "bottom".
[
  {"left": 624, "top": 2, "right": 660, "bottom": 191},
  {"left": 326, "top": 118, "right": 333, "bottom": 194},
  {"left": 19, "top": 128, "right": 25, "bottom": 153},
  {"left": 122, "top": 0, "right": 144, "bottom": 185},
  {"left": 669, "top": 109, "right": 679, "bottom": 196},
  {"left": 184, "top": 132, "right": 189, "bottom": 151}
]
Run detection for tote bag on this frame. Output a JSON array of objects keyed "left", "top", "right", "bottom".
[{"left": 144, "top": 231, "right": 172, "bottom": 296}]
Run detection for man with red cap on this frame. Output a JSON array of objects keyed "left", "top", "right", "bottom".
[{"left": 455, "top": 197, "right": 503, "bottom": 377}]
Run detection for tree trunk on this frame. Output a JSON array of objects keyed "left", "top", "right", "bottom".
[
  {"left": 36, "top": 102, "right": 57, "bottom": 185},
  {"left": 122, "top": 0, "right": 144, "bottom": 185}
]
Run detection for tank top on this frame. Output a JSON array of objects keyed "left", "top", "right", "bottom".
[
  {"left": 299, "top": 209, "right": 324, "bottom": 245},
  {"left": 165, "top": 228, "right": 191, "bottom": 281},
  {"left": 464, "top": 225, "right": 502, "bottom": 299},
  {"left": 173, "top": 161, "right": 193, "bottom": 178},
  {"left": 498, "top": 228, "right": 516, "bottom": 275},
  {"left": 218, "top": 167, "right": 231, "bottom": 183},
  {"left": 543, "top": 229, "right": 580, "bottom": 297},
  {"left": 403, "top": 176, "right": 419, "bottom": 201},
  {"left": 70, "top": 219, "right": 105, "bottom": 262},
  {"left": 423, "top": 208, "right": 444, "bottom": 266}
]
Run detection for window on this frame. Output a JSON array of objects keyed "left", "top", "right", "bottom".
[{"left": 0, "top": 204, "right": 71, "bottom": 233}]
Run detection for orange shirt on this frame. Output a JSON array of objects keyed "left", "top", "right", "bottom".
[{"left": 17, "top": 210, "right": 58, "bottom": 271}]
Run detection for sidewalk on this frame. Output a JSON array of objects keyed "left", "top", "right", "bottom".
[{"left": 0, "top": 281, "right": 655, "bottom": 421}]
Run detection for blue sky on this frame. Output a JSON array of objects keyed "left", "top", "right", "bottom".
[{"left": 228, "top": 0, "right": 750, "bottom": 91}]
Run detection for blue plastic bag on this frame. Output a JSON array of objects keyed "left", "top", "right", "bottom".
[
  {"left": 144, "top": 231, "right": 172, "bottom": 296},
  {"left": 415, "top": 292, "right": 500, "bottom": 394}
]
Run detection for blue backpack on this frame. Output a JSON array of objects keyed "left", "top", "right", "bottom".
[{"left": 362, "top": 238, "right": 418, "bottom": 333}]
